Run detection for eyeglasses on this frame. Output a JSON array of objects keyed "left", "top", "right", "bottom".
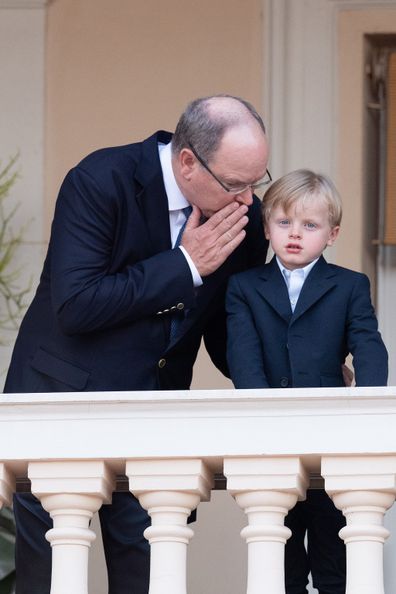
[{"left": 188, "top": 142, "right": 272, "bottom": 195}]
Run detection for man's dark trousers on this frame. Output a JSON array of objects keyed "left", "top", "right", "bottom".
[{"left": 14, "top": 492, "right": 151, "bottom": 594}]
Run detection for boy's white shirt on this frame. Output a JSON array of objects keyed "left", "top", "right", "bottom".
[{"left": 276, "top": 256, "right": 319, "bottom": 311}]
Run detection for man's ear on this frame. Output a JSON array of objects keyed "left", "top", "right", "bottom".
[
  {"left": 327, "top": 225, "right": 340, "bottom": 246},
  {"left": 178, "top": 148, "right": 196, "bottom": 181}
]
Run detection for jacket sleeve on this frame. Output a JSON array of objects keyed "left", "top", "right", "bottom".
[
  {"left": 347, "top": 273, "right": 388, "bottom": 386},
  {"left": 49, "top": 166, "right": 196, "bottom": 335},
  {"left": 226, "top": 274, "right": 270, "bottom": 388}
]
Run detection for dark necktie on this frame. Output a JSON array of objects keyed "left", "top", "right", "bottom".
[
  {"left": 169, "top": 206, "right": 192, "bottom": 341},
  {"left": 174, "top": 205, "right": 193, "bottom": 248}
]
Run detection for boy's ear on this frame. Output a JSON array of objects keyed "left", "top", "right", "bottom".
[
  {"left": 327, "top": 225, "right": 340, "bottom": 246},
  {"left": 264, "top": 224, "right": 270, "bottom": 240}
]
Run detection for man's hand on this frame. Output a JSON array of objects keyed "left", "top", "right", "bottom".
[{"left": 181, "top": 202, "right": 249, "bottom": 277}]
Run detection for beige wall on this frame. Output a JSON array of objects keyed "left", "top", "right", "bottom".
[
  {"left": 337, "top": 8, "right": 396, "bottom": 274},
  {"left": 0, "top": 3, "right": 48, "bottom": 387},
  {"left": 336, "top": 8, "right": 396, "bottom": 389},
  {"left": 45, "top": 0, "right": 264, "bottom": 390},
  {"left": 2, "top": 3, "right": 395, "bottom": 593},
  {"left": 45, "top": 0, "right": 263, "bottom": 232},
  {"left": 45, "top": 5, "right": 265, "bottom": 589}
]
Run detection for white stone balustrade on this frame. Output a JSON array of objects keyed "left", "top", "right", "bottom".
[
  {"left": 224, "top": 457, "right": 309, "bottom": 594},
  {"left": 322, "top": 455, "right": 396, "bottom": 594},
  {"left": 1, "top": 386, "right": 396, "bottom": 593},
  {"left": 0, "top": 462, "right": 14, "bottom": 509},
  {"left": 126, "top": 459, "right": 213, "bottom": 594},
  {"left": 29, "top": 461, "right": 115, "bottom": 594}
]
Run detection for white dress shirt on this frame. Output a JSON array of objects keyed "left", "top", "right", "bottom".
[
  {"left": 158, "top": 142, "right": 202, "bottom": 287},
  {"left": 276, "top": 256, "right": 318, "bottom": 311}
]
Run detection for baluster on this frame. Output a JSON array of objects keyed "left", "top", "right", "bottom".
[
  {"left": 0, "top": 463, "right": 14, "bottom": 508},
  {"left": 126, "top": 458, "right": 213, "bottom": 594},
  {"left": 322, "top": 455, "right": 396, "bottom": 594},
  {"left": 224, "top": 457, "right": 308, "bottom": 594},
  {"left": 29, "top": 460, "right": 115, "bottom": 594}
]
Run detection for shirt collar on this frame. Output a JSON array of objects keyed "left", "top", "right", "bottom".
[
  {"left": 158, "top": 142, "right": 189, "bottom": 212},
  {"left": 276, "top": 256, "right": 319, "bottom": 280}
]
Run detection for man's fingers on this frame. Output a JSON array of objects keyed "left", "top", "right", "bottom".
[
  {"left": 220, "top": 213, "right": 249, "bottom": 245},
  {"left": 180, "top": 201, "right": 250, "bottom": 277},
  {"left": 219, "top": 229, "right": 247, "bottom": 259},
  {"left": 204, "top": 202, "right": 248, "bottom": 232}
]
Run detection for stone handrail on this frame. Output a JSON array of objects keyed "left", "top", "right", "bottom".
[{"left": 1, "top": 386, "right": 396, "bottom": 594}]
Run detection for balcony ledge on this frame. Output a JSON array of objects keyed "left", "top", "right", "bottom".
[{"left": 1, "top": 386, "right": 395, "bottom": 473}]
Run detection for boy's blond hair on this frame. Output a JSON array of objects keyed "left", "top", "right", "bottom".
[{"left": 261, "top": 169, "right": 342, "bottom": 228}]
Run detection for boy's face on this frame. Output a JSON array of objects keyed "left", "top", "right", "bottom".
[{"left": 264, "top": 196, "right": 340, "bottom": 270}]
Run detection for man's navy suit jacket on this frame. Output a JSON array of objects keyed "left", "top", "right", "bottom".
[
  {"left": 4, "top": 131, "right": 268, "bottom": 394},
  {"left": 226, "top": 255, "right": 388, "bottom": 388}
]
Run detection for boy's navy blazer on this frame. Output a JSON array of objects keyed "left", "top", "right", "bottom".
[
  {"left": 226, "top": 255, "right": 388, "bottom": 388},
  {"left": 5, "top": 131, "right": 268, "bottom": 394}
]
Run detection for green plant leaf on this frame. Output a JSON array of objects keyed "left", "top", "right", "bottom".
[
  {"left": 0, "top": 508, "right": 15, "bottom": 582},
  {"left": 0, "top": 154, "right": 31, "bottom": 345},
  {"left": 0, "top": 570, "right": 16, "bottom": 594}
]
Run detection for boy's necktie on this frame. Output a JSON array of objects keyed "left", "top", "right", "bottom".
[{"left": 169, "top": 205, "right": 192, "bottom": 340}]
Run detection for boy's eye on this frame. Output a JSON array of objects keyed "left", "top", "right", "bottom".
[
  {"left": 305, "top": 222, "right": 317, "bottom": 229},
  {"left": 279, "top": 219, "right": 290, "bottom": 226}
]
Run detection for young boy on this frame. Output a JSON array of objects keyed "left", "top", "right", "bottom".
[{"left": 226, "top": 169, "right": 388, "bottom": 594}]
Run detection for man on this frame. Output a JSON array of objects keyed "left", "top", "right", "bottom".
[{"left": 4, "top": 94, "right": 270, "bottom": 593}]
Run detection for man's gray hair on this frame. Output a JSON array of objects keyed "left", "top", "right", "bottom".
[{"left": 172, "top": 94, "right": 266, "bottom": 163}]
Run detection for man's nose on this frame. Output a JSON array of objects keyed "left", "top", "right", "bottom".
[{"left": 235, "top": 187, "right": 254, "bottom": 206}]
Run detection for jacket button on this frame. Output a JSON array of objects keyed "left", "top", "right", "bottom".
[
  {"left": 176, "top": 303, "right": 185, "bottom": 310},
  {"left": 280, "top": 377, "right": 289, "bottom": 387},
  {"left": 158, "top": 358, "right": 166, "bottom": 368}
]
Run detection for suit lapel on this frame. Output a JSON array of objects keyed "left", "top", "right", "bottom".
[
  {"left": 255, "top": 257, "right": 292, "bottom": 322},
  {"left": 133, "top": 132, "right": 213, "bottom": 348},
  {"left": 253, "top": 256, "right": 339, "bottom": 325},
  {"left": 292, "top": 256, "right": 338, "bottom": 322},
  {"left": 134, "top": 131, "right": 173, "bottom": 255}
]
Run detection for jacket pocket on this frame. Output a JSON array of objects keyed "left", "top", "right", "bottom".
[{"left": 30, "top": 347, "right": 90, "bottom": 390}]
